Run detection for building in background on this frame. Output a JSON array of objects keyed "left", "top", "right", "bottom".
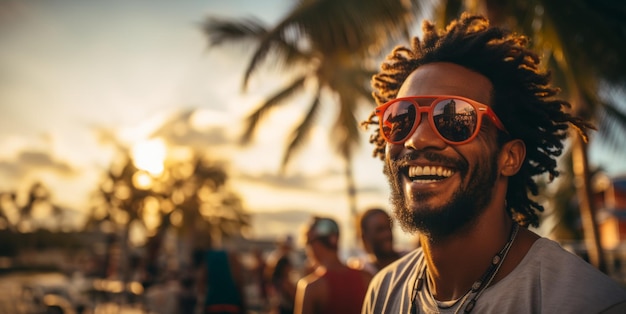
[{"left": 595, "top": 174, "right": 626, "bottom": 282}]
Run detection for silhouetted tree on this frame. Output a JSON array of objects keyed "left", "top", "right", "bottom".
[
  {"left": 202, "top": 0, "right": 423, "bottom": 230},
  {"left": 87, "top": 147, "right": 249, "bottom": 286},
  {"left": 0, "top": 182, "right": 66, "bottom": 232}
]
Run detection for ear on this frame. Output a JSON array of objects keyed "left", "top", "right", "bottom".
[{"left": 499, "top": 139, "right": 526, "bottom": 177}]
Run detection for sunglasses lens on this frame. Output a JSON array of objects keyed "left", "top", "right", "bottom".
[
  {"left": 432, "top": 99, "right": 478, "bottom": 142},
  {"left": 382, "top": 100, "right": 417, "bottom": 142}
]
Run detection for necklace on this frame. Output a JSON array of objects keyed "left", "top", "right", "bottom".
[{"left": 410, "top": 223, "right": 519, "bottom": 314}]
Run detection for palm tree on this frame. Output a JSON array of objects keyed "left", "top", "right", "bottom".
[
  {"left": 202, "top": 1, "right": 626, "bottom": 267},
  {"left": 0, "top": 182, "right": 64, "bottom": 232},
  {"left": 88, "top": 145, "right": 250, "bottom": 286},
  {"left": 201, "top": 0, "right": 423, "bottom": 232},
  {"left": 431, "top": 0, "right": 626, "bottom": 272}
]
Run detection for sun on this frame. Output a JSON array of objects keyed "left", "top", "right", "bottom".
[{"left": 131, "top": 138, "right": 167, "bottom": 175}]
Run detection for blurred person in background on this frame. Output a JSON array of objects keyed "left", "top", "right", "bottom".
[
  {"left": 349, "top": 208, "right": 406, "bottom": 275},
  {"left": 264, "top": 235, "right": 297, "bottom": 314},
  {"left": 294, "top": 216, "right": 372, "bottom": 314},
  {"left": 196, "top": 235, "right": 247, "bottom": 314},
  {"left": 250, "top": 247, "right": 269, "bottom": 310},
  {"left": 143, "top": 270, "right": 182, "bottom": 314},
  {"left": 178, "top": 272, "right": 197, "bottom": 314}
]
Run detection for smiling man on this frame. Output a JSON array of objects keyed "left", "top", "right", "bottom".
[{"left": 361, "top": 13, "right": 626, "bottom": 313}]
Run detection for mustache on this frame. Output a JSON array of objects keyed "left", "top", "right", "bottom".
[{"left": 391, "top": 151, "right": 468, "bottom": 170}]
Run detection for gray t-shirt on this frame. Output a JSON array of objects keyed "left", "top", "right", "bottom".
[{"left": 362, "top": 238, "right": 626, "bottom": 313}]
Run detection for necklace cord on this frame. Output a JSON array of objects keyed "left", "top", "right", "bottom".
[
  {"left": 409, "top": 222, "right": 520, "bottom": 314},
  {"left": 462, "top": 223, "right": 519, "bottom": 313}
]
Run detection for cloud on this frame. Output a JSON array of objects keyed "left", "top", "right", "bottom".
[
  {"left": 0, "top": 149, "right": 75, "bottom": 183},
  {"left": 249, "top": 209, "right": 314, "bottom": 239},
  {"left": 236, "top": 167, "right": 344, "bottom": 191},
  {"left": 252, "top": 209, "right": 312, "bottom": 225},
  {"left": 151, "top": 108, "right": 233, "bottom": 148}
]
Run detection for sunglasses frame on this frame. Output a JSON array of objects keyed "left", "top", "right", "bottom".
[{"left": 375, "top": 95, "right": 508, "bottom": 145}]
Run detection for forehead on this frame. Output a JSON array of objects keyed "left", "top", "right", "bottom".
[{"left": 397, "top": 62, "right": 493, "bottom": 105}]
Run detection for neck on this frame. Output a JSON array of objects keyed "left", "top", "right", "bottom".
[
  {"left": 419, "top": 211, "right": 515, "bottom": 300},
  {"left": 316, "top": 251, "right": 344, "bottom": 270}
]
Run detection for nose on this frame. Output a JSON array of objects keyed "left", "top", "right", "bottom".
[{"left": 403, "top": 113, "right": 446, "bottom": 150}]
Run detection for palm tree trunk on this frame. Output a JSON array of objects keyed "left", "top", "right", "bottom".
[
  {"left": 571, "top": 132, "right": 607, "bottom": 273},
  {"left": 344, "top": 153, "right": 359, "bottom": 243}
]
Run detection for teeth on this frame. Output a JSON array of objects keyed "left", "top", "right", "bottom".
[{"left": 408, "top": 166, "right": 454, "bottom": 178}]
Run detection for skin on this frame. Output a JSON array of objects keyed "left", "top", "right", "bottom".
[
  {"left": 294, "top": 231, "right": 372, "bottom": 314},
  {"left": 385, "top": 62, "right": 539, "bottom": 301}
]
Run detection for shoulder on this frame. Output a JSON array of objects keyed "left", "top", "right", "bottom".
[
  {"left": 516, "top": 238, "right": 624, "bottom": 288},
  {"left": 369, "top": 248, "right": 422, "bottom": 291},
  {"left": 297, "top": 269, "right": 324, "bottom": 290},
  {"left": 297, "top": 271, "right": 327, "bottom": 301},
  {"left": 482, "top": 238, "right": 626, "bottom": 312},
  {"left": 362, "top": 249, "right": 422, "bottom": 313},
  {"left": 524, "top": 238, "right": 617, "bottom": 279}
]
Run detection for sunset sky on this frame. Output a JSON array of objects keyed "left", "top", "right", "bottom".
[
  {"left": 1, "top": 0, "right": 625, "bottom": 250},
  {"left": 0, "top": 0, "right": 393, "bottom": 248}
]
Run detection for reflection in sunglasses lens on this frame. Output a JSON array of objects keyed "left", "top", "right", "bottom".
[
  {"left": 433, "top": 99, "right": 477, "bottom": 142},
  {"left": 381, "top": 98, "right": 480, "bottom": 143},
  {"left": 383, "top": 101, "right": 416, "bottom": 142}
]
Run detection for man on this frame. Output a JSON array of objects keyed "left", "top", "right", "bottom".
[
  {"left": 350, "top": 208, "right": 406, "bottom": 275},
  {"left": 361, "top": 13, "right": 626, "bottom": 313},
  {"left": 294, "top": 216, "right": 372, "bottom": 314}
]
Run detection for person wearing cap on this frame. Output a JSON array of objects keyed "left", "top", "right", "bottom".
[{"left": 294, "top": 216, "right": 372, "bottom": 314}]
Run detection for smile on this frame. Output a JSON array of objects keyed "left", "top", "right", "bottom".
[{"left": 406, "top": 165, "right": 455, "bottom": 182}]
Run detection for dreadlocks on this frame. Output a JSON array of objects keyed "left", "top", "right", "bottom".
[{"left": 363, "top": 13, "right": 592, "bottom": 227}]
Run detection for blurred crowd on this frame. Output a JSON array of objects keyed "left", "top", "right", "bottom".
[
  {"left": 0, "top": 207, "right": 418, "bottom": 314},
  {"left": 138, "top": 207, "right": 417, "bottom": 314}
]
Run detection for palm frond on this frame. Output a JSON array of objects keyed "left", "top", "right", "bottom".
[
  {"left": 596, "top": 94, "right": 626, "bottom": 155},
  {"left": 332, "top": 95, "right": 361, "bottom": 159},
  {"left": 346, "top": 67, "right": 378, "bottom": 101},
  {"left": 241, "top": 31, "right": 309, "bottom": 91},
  {"left": 542, "top": 0, "right": 626, "bottom": 85},
  {"left": 280, "top": 0, "right": 422, "bottom": 56},
  {"left": 280, "top": 90, "right": 322, "bottom": 171},
  {"left": 240, "top": 75, "right": 308, "bottom": 144},
  {"left": 201, "top": 16, "right": 310, "bottom": 91},
  {"left": 201, "top": 16, "right": 267, "bottom": 47}
]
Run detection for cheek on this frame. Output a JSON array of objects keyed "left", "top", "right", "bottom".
[{"left": 460, "top": 139, "right": 499, "bottom": 174}]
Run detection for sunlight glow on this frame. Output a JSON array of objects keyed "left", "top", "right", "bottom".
[
  {"left": 132, "top": 139, "right": 167, "bottom": 175},
  {"left": 129, "top": 220, "right": 147, "bottom": 247},
  {"left": 142, "top": 196, "right": 161, "bottom": 232},
  {"left": 132, "top": 172, "right": 153, "bottom": 190},
  {"left": 170, "top": 209, "right": 183, "bottom": 227}
]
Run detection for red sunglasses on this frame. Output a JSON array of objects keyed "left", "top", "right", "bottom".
[{"left": 375, "top": 95, "right": 508, "bottom": 145}]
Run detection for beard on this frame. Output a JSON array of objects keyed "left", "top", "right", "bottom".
[{"left": 384, "top": 151, "right": 498, "bottom": 241}]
